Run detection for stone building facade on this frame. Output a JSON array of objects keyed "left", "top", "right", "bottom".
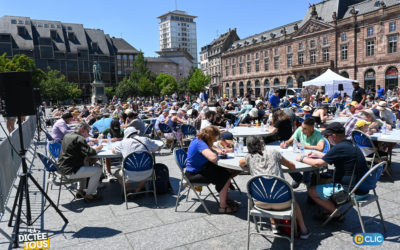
[
  {"left": 221, "top": 0, "right": 400, "bottom": 98},
  {"left": 200, "top": 29, "right": 240, "bottom": 97}
]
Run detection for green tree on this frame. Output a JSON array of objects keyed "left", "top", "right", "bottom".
[
  {"left": 105, "top": 86, "right": 115, "bottom": 100},
  {"left": 188, "top": 68, "right": 210, "bottom": 93},
  {"left": 115, "top": 77, "right": 136, "bottom": 98},
  {"left": 138, "top": 77, "right": 155, "bottom": 96},
  {"left": 155, "top": 73, "right": 177, "bottom": 96},
  {"left": 130, "top": 52, "right": 150, "bottom": 82},
  {"left": 39, "top": 68, "right": 81, "bottom": 101},
  {"left": 0, "top": 53, "right": 46, "bottom": 87}
]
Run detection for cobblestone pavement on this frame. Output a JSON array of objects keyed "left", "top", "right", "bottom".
[{"left": 1, "top": 130, "right": 400, "bottom": 249}]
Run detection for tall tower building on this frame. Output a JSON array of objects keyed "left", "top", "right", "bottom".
[{"left": 158, "top": 10, "right": 197, "bottom": 64}]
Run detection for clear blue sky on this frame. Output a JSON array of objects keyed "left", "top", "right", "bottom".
[{"left": 1, "top": 0, "right": 321, "bottom": 58}]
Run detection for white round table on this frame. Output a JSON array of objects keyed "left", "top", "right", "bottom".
[
  {"left": 229, "top": 126, "right": 271, "bottom": 138},
  {"left": 217, "top": 145, "right": 318, "bottom": 173},
  {"left": 325, "top": 116, "right": 350, "bottom": 124}
]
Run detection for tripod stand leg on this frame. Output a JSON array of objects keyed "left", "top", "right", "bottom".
[
  {"left": 28, "top": 173, "right": 69, "bottom": 224},
  {"left": 23, "top": 174, "right": 32, "bottom": 225},
  {"left": 12, "top": 178, "right": 25, "bottom": 248},
  {"left": 8, "top": 177, "right": 23, "bottom": 227}
]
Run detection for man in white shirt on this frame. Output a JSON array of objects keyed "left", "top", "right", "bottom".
[{"left": 200, "top": 110, "right": 216, "bottom": 130}]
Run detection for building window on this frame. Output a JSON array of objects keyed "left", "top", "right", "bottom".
[
  {"left": 367, "top": 27, "right": 374, "bottom": 37},
  {"left": 388, "top": 35, "right": 398, "bottom": 53},
  {"left": 225, "top": 66, "right": 229, "bottom": 76},
  {"left": 287, "top": 46, "right": 292, "bottom": 54},
  {"left": 232, "top": 64, "right": 236, "bottom": 75},
  {"left": 50, "top": 30, "right": 58, "bottom": 40},
  {"left": 341, "top": 45, "right": 348, "bottom": 60},
  {"left": 247, "top": 62, "right": 251, "bottom": 73},
  {"left": 310, "top": 51, "right": 316, "bottom": 64},
  {"left": 310, "top": 40, "right": 315, "bottom": 48},
  {"left": 17, "top": 26, "right": 27, "bottom": 36},
  {"left": 118, "top": 71, "right": 122, "bottom": 75},
  {"left": 323, "top": 37, "right": 329, "bottom": 45},
  {"left": 255, "top": 52, "right": 259, "bottom": 59},
  {"left": 322, "top": 48, "right": 329, "bottom": 61},
  {"left": 298, "top": 53, "right": 304, "bottom": 65},
  {"left": 264, "top": 58, "right": 269, "bottom": 71},
  {"left": 274, "top": 48, "right": 278, "bottom": 55},
  {"left": 341, "top": 32, "right": 347, "bottom": 42},
  {"left": 117, "top": 55, "right": 121, "bottom": 60},
  {"left": 255, "top": 61, "right": 260, "bottom": 72},
  {"left": 389, "top": 22, "right": 397, "bottom": 33},
  {"left": 247, "top": 54, "right": 250, "bottom": 61},
  {"left": 274, "top": 57, "right": 279, "bottom": 70},
  {"left": 298, "top": 42, "right": 303, "bottom": 50},
  {"left": 264, "top": 51, "right": 268, "bottom": 58},
  {"left": 366, "top": 40, "right": 375, "bottom": 56},
  {"left": 287, "top": 55, "right": 292, "bottom": 68},
  {"left": 239, "top": 63, "right": 243, "bottom": 74},
  {"left": 239, "top": 56, "right": 242, "bottom": 63}
]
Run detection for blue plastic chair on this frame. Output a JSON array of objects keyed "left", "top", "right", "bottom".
[
  {"left": 246, "top": 175, "right": 296, "bottom": 250},
  {"left": 159, "top": 123, "right": 181, "bottom": 150},
  {"left": 48, "top": 141, "right": 62, "bottom": 160},
  {"left": 122, "top": 151, "right": 157, "bottom": 209},
  {"left": 323, "top": 138, "right": 330, "bottom": 153},
  {"left": 351, "top": 130, "right": 391, "bottom": 178},
  {"left": 323, "top": 162, "right": 387, "bottom": 233},
  {"left": 233, "top": 117, "right": 241, "bottom": 127},
  {"left": 144, "top": 123, "right": 155, "bottom": 137},
  {"left": 173, "top": 148, "right": 218, "bottom": 215},
  {"left": 37, "top": 152, "right": 76, "bottom": 207},
  {"left": 44, "top": 131, "right": 54, "bottom": 142}
]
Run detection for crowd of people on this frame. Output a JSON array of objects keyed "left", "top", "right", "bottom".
[{"left": 39, "top": 81, "right": 400, "bottom": 238}]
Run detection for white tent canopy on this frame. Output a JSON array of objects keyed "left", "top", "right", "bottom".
[{"left": 303, "top": 69, "right": 357, "bottom": 97}]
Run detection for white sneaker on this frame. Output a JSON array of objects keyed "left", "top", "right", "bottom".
[{"left": 271, "top": 224, "right": 279, "bottom": 234}]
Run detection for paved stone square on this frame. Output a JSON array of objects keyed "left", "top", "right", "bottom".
[{"left": 1, "top": 133, "right": 400, "bottom": 249}]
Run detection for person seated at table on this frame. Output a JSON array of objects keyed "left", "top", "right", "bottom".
[
  {"left": 238, "top": 136, "right": 311, "bottom": 239},
  {"left": 155, "top": 109, "right": 169, "bottom": 136},
  {"left": 240, "top": 108, "right": 260, "bottom": 126},
  {"left": 126, "top": 112, "right": 146, "bottom": 135},
  {"left": 186, "top": 126, "right": 238, "bottom": 213},
  {"left": 71, "top": 110, "right": 81, "bottom": 123},
  {"left": 340, "top": 101, "right": 358, "bottom": 117},
  {"left": 200, "top": 110, "right": 217, "bottom": 130},
  {"left": 376, "top": 101, "right": 394, "bottom": 127},
  {"left": 101, "top": 118, "right": 125, "bottom": 177},
  {"left": 264, "top": 109, "right": 292, "bottom": 144},
  {"left": 165, "top": 109, "right": 186, "bottom": 141},
  {"left": 51, "top": 112, "right": 74, "bottom": 142},
  {"left": 297, "top": 105, "right": 312, "bottom": 119},
  {"left": 58, "top": 122, "right": 104, "bottom": 202},
  {"left": 92, "top": 114, "right": 113, "bottom": 136},
  {"left": 225, "top": 102, "right": 235, "bottom": 111},
  {"left": 213, "top": 131, "right": 234, "bottom": 153},
  {"left": 112, "top": 127, "right": 161, "bottom": 194},
  {"left": 296, "top": 122, "right": 369, "bottom": 222},
  {"left": 311, "top": 105, "right": 332, "bottom": 125}
]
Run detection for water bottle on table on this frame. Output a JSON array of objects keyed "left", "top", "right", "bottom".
[
  {"left": 226, "top": 121, "right": 230, "bottom": 130},
  {"left": 293, "top": 139, "right": 298, "bottom": 153},
  {"left": 107, "top": 133, "right": 112, "bottom": 149},
  {"left": 300, "top": 141, "right": 305, "bottom": 156},
  {"left": 234, "top": 140, "right": 239, "bottom": 157},
  {"left": 239, "top": 137, "right": 244, "bottom": 154}
]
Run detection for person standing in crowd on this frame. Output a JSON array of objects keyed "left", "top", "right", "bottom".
[
  {"left": 377, "top": 85, "right": 385, "bottom": 98},
  {"left": 51, "top": 112, "right": 74, "bottom": 142},
  {"left": 268, "top": 90, "right": 280, "bottom": 109},
  {"left": 297, "top": 122, "right": 369, "bottom": 221},
  {"left": 352, "top": 81, "right": 366, "bottom": 105},
  {"left": 58, "top": 122, "right": 103, "bottom": 202}
]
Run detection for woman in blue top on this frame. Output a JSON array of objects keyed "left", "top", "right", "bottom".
[{"left": 186, "top": 126, "right": 236, "bottom": 213}]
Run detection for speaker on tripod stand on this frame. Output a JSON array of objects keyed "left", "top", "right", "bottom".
[{"left": 0, "top": 72, "right": 68, "bottom": 248}]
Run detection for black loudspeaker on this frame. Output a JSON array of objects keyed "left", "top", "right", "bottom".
[
  {"left": 33, "top": 88, "right": 42, "bottom": 107},
  {"left": 338, "top": 84, "right": 344, "bottom": 91},
  {"left": 0, "top": 72, "right": 35, "bottom": 117}
]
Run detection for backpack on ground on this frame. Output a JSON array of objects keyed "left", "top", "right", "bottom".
[{"left": 153, "top": 163, "right": 172, "bottom": 195}]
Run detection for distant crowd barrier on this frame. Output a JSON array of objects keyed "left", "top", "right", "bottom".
[{"left": 0, "top": 116, "right": 36, "bottom": 215}]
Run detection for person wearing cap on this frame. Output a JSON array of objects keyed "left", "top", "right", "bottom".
[
  {"left": 112, "top": 127, "right": 161, "bottom": 194},
  {"left": 268, "top": 90, "right": 280, "bottom": 109},
  {"left": 354, "top": 119, "right": 373, "bottom": 135},
  {"left": 352, "top": 81, "right": 366, "bottom": 105},
  {"left": 70, "top": 110, "right": 81, "bottom": 123},
  {"left": 58, "top": 122, "right": 104, "bottom": 202},
  {"left": 311, "top": 105, "right": 332, "bottom": 125},
  {"left": 297, "top": 122, "right": 369, "bottom": 221},
  {"left": 340, "top": 101, "right": 358, "bottom": 117},
  {"left": 51, "top": 112, "right": 75, "bottom": 142},
  {"left": 213, "top": 132, "right": 234, "bottom": 153},
  {"left": 376, "top": 101, "right": 395, "bottom": 126}
]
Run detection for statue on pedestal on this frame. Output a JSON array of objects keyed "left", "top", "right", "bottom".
[
  {"left": 93, "top": 61, "right": 102, "bottom": 82},
  {"left": 91, "top": 61, "right": 107, "bottom": 104}
]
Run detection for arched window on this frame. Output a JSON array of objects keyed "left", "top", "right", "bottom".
[
  {"left": 239, "top": 81, "right": 244, "bottom": 97},
  {"left": 385, "top": 66, "right": 398, "bottom": 90},
  {"left": 364, "top": 69, "right": 376, "bottom": 91},
  {"left": 341, "top": 71, "right": 349, "bottom": 78},
  {"left": 287, "top": 77, "right": 293, "bottom": 87},
  {"left": 225, "top": 84, "right": 230, "bottom": 98},
  {"left": 274, "top": 78, "right": 280, "bottom": 86},
  {"left": 255, "top": 80, "right": 260, "bottom": 97},
  {"left": 247, "top": 81, "right": 252, "bottom": 95},
  {"left": 232, "top": 82, "right": 237, "bottom": 97},
  {"left": 297, "top": 76, "right": 305, "bottom": 88}
]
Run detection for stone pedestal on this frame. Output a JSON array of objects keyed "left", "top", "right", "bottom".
[{"left": 91, "top": 80, "right": 107, "bottom": 105}]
